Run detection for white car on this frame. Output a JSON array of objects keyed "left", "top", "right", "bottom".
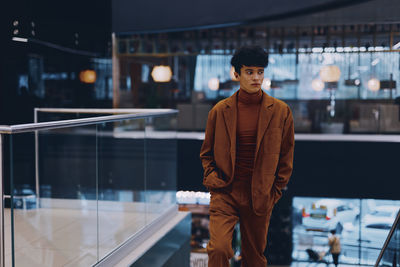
[
  {"left": 302, "top": 199, "right": 360, "bottom": 233},
  {"left": 363, "top": 205, "right": 399, "bottom": 226},
  {"left": 343, "top": 205, "right": 399, "bottom": 248}
]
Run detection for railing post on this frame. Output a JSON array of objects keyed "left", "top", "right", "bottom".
[
  {"left": 34, "top": 108, "right": 40, "bottom": 207},
  {"left": 0, "top": 134, "right": 4, "bottom": 267}
]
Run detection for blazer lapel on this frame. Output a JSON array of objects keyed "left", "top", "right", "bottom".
[
  {"left": 255, "top": 91, "right": 274, "bottom": 159},
  {"left": 223, "top": 91, "right": 238, "bottom": 172}
]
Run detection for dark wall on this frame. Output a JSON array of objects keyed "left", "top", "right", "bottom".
[
  {"left": 287, "top": 141, "right": 400, "bottom": 199},
  {"left": 178, "top": 139, "right": 400, "bottom": 200},
  {"left": 8, "top": 136, "right": 398, "bottom": 199},
  {"left": 112, "top": 0, "right": 371, "bottom": 33},
  {"left": 1, "top": 0, "right": 112, "bottom": 125}
]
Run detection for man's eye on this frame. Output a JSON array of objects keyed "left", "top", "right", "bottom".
[
  {"left": 247, "top": 71, "right": 252, "bottom": 75},
  {"left": 258, "top": 72, "right": 264, "bottom": 74}
]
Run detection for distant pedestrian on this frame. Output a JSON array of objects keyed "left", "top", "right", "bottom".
[{"left": 328, "top": 230, "right": 341, "bottom": 267}]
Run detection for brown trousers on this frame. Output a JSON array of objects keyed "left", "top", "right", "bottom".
[{"left": 207, "top": 180, "right": 273, "bottom": 267}]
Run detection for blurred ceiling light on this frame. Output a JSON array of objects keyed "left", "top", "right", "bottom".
[
  {"left": 262, "top": 78, "right": 271, "bottom": 90},
  {"left": 208, "top": 77, "right": 219, "bottom": 91},
  {"left": 151, "top": 65, "right": 172, "bottom": 82},
  {"left": 311, "top": 78, "right": 324, "bottom": 91},
  {"left": 355, "top": 79, "right": 361, "bottom": 86},
  {"left": 367, "top": 78, "right": 380, "bottom": 91},
  {"left": 371, "top": 58, "right": 380, "bottom": 66},
  {"left": 13, "top": 20, "right": 19, "bottom": 26},
  {"left": 12, "top": 37, "right": 28, "bottom": 42},
  {"left": 319, "top": 65, "right": 341, "bottom": 82},
  {"left": 79, "top": 70, "right": 97, "bottom": 84},
  {"left": 230, "top": 67, "right": 239, "bottom": 81},
  {"left": 312, "top": 48, "right": 324, "bottom": 53},
  {"left": 324, "top": 47, "right": 335, "bottom": 52},
  {"left": 393, "top": 41, "right": 400, "bottom": 50}
]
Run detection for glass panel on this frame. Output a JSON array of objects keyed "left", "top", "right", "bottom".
[
  {"left": 3, "top": 134, "right": 13, "bottom": 266},
  {"left": 144, "top": 115, "right": 178, "bottom": 224},
  {"left": 192, "top": 52, "right": 400, "bottom": 101},
  {"left": 293, "top": 196, "right": 400, "bottom": 265},
  {"left": 10, "top": 125, "right": 98, "bottom": 267},
  {"left": 97, "top": 118, "right": 146, "bottom": 259},
  {"left": 292, "top": 197, "right": 361, "bottom": 265},
  {"left": 36, "top": 110, "right": 106, "bottom": 123},
  {"left": 376, "top": 210, "right": 400, "bottom": 267},
  {"left": 360, "top": 199, "right": 400, "bottom": 265}
]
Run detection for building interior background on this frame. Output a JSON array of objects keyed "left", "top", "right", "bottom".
[{"left": 1, "top": 0, "right": 400, "bottom": 266}]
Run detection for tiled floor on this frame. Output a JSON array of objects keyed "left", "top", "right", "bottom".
[{"left": 4, "top": 201, "right": 164, "bottom": 267}]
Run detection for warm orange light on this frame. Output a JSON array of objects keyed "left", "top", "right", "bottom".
[
  {"left": 151, "top": 65, "right": 172, "bottom": 82},
  {"left": 319, "top": 65, "right": 341, "bottom": 82},
  {"left": 79, "top": 70, "right": 97, "bottom": 84},
  {"left": 208, "top": 78, "right": 220, "bottom": 91},
  {"left": 262, "top": 78, "right": 271, "bottom": 90},
  {"left": 367, "top": 78, "right": 380, "bottom": 91},
  {"left": 311, "top": 78, "right": 324, "bottom": 91}
]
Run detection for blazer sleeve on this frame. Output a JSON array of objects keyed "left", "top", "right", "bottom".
[
  {"left": 273, "top": 106, "right": 295, "bottom": 202},
  {"left": 199, "top": 108, "right": 220, "bottom": 184}
]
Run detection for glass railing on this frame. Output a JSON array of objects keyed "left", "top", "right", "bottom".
[
  {"left": 375, "top": 209, "right": 400, "bottom": 267},
  {"left": 0, "top": 108, "right": 178, "bottom": 266}
]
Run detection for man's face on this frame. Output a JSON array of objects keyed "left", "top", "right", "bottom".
[{"left": 235, "top": 65, "right": 264, "bottom": 94}]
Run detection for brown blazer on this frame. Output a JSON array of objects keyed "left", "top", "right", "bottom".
[{"left": 200, "top": 90, "right": 294, "bottom": 216}]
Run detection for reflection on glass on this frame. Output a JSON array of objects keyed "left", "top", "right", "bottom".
[
  {"left": 193, "top": 52, "right": 400, "bottom": 100},
  {"left": 11, "top": 125, "right": 98, "bottom": 267},
  {"left": 360, "top": 202, "right": 399, "bottom": 265},
  {"left": 97, "top": 119, "right": 147, "bottom": 260},
  {"left": 292, "top": 197, "right": 400, "bottom": 265},
  {"left": 144, "top": 115, "right": 177, "bottom": 224},
  {"left": 376, "top": 210, "right": 400, "bottom": 267}
]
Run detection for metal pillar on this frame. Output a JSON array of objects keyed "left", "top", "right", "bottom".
[
  {"left": 34, "top": 109, "right": 40, "bottom": 207},
  {"left": 0, "top": 135, "right": 4, "bottom": 267}
]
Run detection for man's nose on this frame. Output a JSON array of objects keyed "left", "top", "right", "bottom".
[{"left": 253, "top": 74, "right": 262, "bottom": 80}]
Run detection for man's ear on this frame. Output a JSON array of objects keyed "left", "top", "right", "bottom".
[{"left": 234, "top": 72, "right": 239, "bottom": 78}]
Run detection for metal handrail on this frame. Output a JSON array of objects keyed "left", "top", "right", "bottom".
[
  {"left": 0, "top": 109, "right": 177, "bottom": 134},
  {"left": 35, "top": 108, "right": 174, "bottom": 114},
  {"left": 374, "top": 208, "right": 400, "bottom": 267}
]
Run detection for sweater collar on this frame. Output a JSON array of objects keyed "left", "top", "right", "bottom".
[{"left": 238, "top": 88, "right": 263, "bottom": 105}]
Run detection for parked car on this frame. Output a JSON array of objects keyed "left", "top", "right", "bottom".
[
  {"left": 343, "top": 205, "right": 399, "bottom": 248},
  {"left": 363, "top": 205, "right": 399, "bottom": 226},
  {"left": 302, "top": 199, "right": 359, "bottom": 233}
]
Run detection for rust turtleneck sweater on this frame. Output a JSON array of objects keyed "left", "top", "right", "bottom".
[{"left": 234, "top": 88, "right": 263, "bottom": 182}]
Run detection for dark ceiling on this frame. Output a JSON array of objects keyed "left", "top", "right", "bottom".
[
  {"left": 4, "top": 0, "right": 111, "bottom": 56},
  {"left": 112, "top": 0, "right": 400, "bottom": 34},
  {"left": 263, "top": 0, "right": 400, "bottom": 27}
]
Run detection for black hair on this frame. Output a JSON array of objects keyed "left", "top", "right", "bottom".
[
  {"left": 230, "top": 46, "right": 269, "bottom": 75},
  {"left": 330, "top": 230, "right": 336, "bottom": 235}
]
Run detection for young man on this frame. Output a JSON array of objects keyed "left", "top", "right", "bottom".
[{"left": 200, "top": 46, "right": 295, "bottom": 267}]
